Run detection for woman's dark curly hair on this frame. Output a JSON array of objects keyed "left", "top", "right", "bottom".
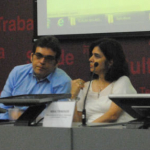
[{"left": 89, "top": 38, "right": 130, "bottom": 82}]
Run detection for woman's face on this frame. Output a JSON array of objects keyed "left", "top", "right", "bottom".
[{"left": 89, "top": 46, "right": 107, "bottom": 75}]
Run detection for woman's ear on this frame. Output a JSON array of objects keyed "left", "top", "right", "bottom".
[{"left": 109, "top": 60, "right": 113, "bottom": 67}]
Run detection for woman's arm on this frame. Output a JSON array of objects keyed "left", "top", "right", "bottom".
[
  {"left": 92, "top": 102, "right": 122, "bottom": 123},
  {"left": 73, "top": 105, "right": 82, "bottom": 122},
  {"left": 92, "top": 76, "right": 136, "bottom": 123},
  {"left": 73, "top": 102, "right": 122, "bottom": 123}
]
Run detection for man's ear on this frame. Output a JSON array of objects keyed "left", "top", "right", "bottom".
[
  {"left": 55, "top": 59, "right": 59, "bottom": 66},
  {"left": 55, "top": 63, "right": 58, "bottom": 67},
  {"left": 54, "top": 61, "right": 58, "bottom": 67},
  {"left": 30, "top": 53, "right": 34, "bottom": 62}
]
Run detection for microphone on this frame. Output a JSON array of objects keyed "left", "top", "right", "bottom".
[{"left": 82, "top": 62, "right": 98, "bottom": 126}]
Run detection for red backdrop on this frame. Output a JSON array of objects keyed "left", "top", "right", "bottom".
[{"left": 0, "top": 0, "right": 150, "bottom": 93}]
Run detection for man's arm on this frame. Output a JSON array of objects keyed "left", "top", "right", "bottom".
[{"left": 1, "top": 67, "right": 17, "bottom": 98}]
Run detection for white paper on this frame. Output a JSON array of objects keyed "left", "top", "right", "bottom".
[{"left": 43, "top": 101, "right": 75, "bottom": 128}]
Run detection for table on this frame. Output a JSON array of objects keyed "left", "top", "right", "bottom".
[{"left": 0, "top": 124, "right": 150, "bottom": 150}]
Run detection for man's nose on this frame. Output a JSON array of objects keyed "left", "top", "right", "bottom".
[{"left": 40, "top": 57, "right": 46, "bottom": 63}]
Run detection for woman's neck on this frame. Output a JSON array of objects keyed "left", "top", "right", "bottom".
[{"left": 92, "top": 77, "right": 111, "bottom": 92}]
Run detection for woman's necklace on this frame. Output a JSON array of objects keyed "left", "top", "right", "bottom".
[
  {"left": 98, "top": 89, "right": 101, "bottom": 98},
  {"left": 98, "top": 87, "right": 103, "bottom": 98},
  {"left": 93, "top": 79, "right": 110, "bottom": 98}
]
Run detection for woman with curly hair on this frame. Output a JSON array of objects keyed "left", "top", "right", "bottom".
[{"left": 72, "top": 38, "right": 137, "bottom": 123}]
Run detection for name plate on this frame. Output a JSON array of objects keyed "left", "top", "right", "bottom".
[{"left": 43, "top": 101, "right": 75, "bottom": 128}]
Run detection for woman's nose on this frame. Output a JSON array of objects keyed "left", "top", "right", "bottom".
[{"left": 89, "top": 55, "right": 94, "bottom": 61}]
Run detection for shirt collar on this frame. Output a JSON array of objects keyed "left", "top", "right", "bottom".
[{"left": 29, "top": 68, "right": 56, "bottom": 83}]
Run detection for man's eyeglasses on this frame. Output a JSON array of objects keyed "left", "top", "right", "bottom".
[{"left": 33, "top": 53, "right": 55, "bottom": 63}]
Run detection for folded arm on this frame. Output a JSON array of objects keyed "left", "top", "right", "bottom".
[{"left": 92, "top": 102, "right": 122, "bottom": 123}]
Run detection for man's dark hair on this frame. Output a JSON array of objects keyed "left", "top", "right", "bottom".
[
  {"left": 89, "top": 38, "right": 130, "bottom": 82},
  {"left": 33, "top": 36, "right": 61, "bottom": 62}
]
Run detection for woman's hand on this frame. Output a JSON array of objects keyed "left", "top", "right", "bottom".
[{"left": 71, "top": 78, "right": 85, "bottom": 99}]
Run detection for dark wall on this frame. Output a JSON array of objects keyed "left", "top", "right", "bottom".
[{"left": 0, "top": 0, "right": 150, "bottom": 93}]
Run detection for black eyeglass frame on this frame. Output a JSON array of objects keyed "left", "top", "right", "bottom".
[{"left": 33, "top": 53, "right": 56, "bottom": 63}]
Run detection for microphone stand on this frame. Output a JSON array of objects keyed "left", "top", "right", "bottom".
[{"left": 82, "top": 62, "right": 98, "bottom": 126}]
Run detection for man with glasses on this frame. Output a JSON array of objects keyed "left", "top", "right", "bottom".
[{"left": 0, "top": 36, "right": 72, "bottom": 120}]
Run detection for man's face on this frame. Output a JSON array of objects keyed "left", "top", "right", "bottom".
[{"left": 30, "top": 46, "right": 57, "bottom": 79}]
